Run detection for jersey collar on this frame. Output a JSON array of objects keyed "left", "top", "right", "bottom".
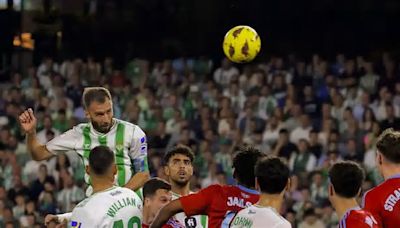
[
  {"left": 387, "top": 173, "right": 400, "bottom": 180},
  {"left": 237, "top": 184, "right": 259, "bottom": 195}
]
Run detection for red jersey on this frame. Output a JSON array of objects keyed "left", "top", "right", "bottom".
[
  {"left": 362, "top": 174, "right": 400, "bottom": 227},
  {"left": 179, "top": 184, "right": 259, "bottom": 228},
  {"left": 339, "top": 206, "right": 380, "bottom": 228}
]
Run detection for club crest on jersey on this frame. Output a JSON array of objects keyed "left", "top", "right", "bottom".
[
  {"left": 185, "top": 217, "right": 197, "bottom": 228},
  {"left": 116, "top": 144, "right": 124, "bottom": 151}
]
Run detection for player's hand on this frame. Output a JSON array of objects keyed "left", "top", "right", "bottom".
[
  {"left": 19, "top": 108, "right": 37, "bottom": 135},
  {"left": 45, "top": 214, "right": 68, "bottom": 228},
  {"left": 44, "top": 214, "right": 58, "bottom": 226}
]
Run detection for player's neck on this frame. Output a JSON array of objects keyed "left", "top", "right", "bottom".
[
  {"left": 382, "top": 165, "right": 400, "bottom": 180},
  {"left": 257, "top": 193, "right": 284, "bottom": 212},
  {"left": 171, "top": 182, "right": 191, "bottom": 196},
  {"left": 142, "top": 206, "right": 153, "bottom": 225},
  {"left": 333, "top": 197, "right": 359, "bottom": 220},
  {"left": 91, "top": 177, "right": 114, "bottom": 194}
]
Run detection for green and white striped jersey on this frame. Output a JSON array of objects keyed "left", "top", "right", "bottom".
[
  {"left": 46, "top": 118, "right": 148, "bottom": 189},
  {"left": 172, "top": 191, "right": 208, "bottom": 228},
  {"left": 70, "top": 186, "right": 143, "bottom": 228}
]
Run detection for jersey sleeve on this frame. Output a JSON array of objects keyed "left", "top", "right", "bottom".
[
  {"left": 71, "top": 208, "right": 102, "bottom": 228},
  {"left": 129, "top": 126, "right": 149, "bottom": 173},
  {"left": 343, "top": 216, "right": 378, "bottom": 228},
  {"left": 46, "top": 126, "right": 81, "bottom": 155},
  {"left": 361, "top": 191, "right": 383, "bottom": 226},
  {"left": 179, "top": 185, "right": 220, "bottom": 216}
]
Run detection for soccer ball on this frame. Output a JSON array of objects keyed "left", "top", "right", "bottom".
[{"left": 223, "top": 25, "right": 261, "bottom": 63}]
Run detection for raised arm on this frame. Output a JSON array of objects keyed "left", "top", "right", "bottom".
[{"left": 19, "top": 108, "right": 54, "bottom": 161}]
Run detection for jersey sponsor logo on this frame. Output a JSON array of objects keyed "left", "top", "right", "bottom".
[
  {"left": 185, "top": 217, "right": 197, "bottom": 228},
  {"left": 384, "top": 188, "right": 400, "bottom": 211},
  {"left": 71, "top": 221, "right": 82, "bottom": 228},
  {"left": 365, "top": 216, "right": 378, "bottom": 227},
  {"left": 248, "top": 209, "right": 256, "bottom": 215},
  {"left": 110, "top": 190, "right": 122, "bottom": 196},
  {"left": 227, "top": 197, "right": 252, "bottom": 208}
]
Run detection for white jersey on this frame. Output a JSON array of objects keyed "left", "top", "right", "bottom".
[
  {"left": 70, "top": 186, "right": 142, "bottom": 228},
  {"left": 223, "top": 205, "right": 291, "bottom": 228},
  {"left": 46, "top": 118, "right": 148, "bottom": 188},
  {"left": 172, "top": 192, "right": 208, "bottom": 228}
]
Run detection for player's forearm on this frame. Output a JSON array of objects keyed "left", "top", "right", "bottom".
[
  {"left": 57, "top": 212, "right": 72, "bottom": 223},
  {"left": 150, "top": 201, "right": 183, "bottom": 228},
  {"left": 26, "top": 132, "right": 53, "bottom": 161},
  {"left": 124, "top": 171, "right": 150, "bottom": 190}
]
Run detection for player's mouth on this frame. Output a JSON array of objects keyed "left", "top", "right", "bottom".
[{"left": 178, "top": 171, "right": 186, "bottom": 177}]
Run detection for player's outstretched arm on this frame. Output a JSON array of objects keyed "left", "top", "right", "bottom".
[
  {"left": 19, "top": 108, "right": 54, "bottom": 161},
  {"left": 150, "top": 199, "right": 183, "bottom": 228},
  {"left": 125, "top": 171, "right": 150, "bottom": 190}
]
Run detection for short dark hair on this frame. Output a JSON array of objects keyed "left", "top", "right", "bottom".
[
  {"left": 82, "top": 87, "right": 112, "bottom": 109},
  {"left": 329, "top": 161, "right": 365, "bottom": 198},
  {"left": 255, "top": 156, "right": 289, "bottom": 194},
  {"left": 143, "top": 178, "right": 171, "bottom": 199},
  {"left": 233, "top": 146, "right": 264, "bottom": 188},
  {"left": 163, "top": 145, "right": 195, "bottom": 165},
  {"left": 376, "top": 128, "right": 400, "bottom": 163},
  {"left": 89, "top": 146, "right": 115, "bottom": 175}
]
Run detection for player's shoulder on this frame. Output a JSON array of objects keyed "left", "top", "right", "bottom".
[
  {"left": 114, "top": 118, "right": 140, "bottom": 130},
  {"left": 345, "top": 210, "right": 379, "bottom": 227},
  {"left": 363, "top": 179, "right": 396, "bottom": 200}
]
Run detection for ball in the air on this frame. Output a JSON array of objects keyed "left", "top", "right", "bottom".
[{"left": 223, "top": 25, "right": 261, "bottom": 63}]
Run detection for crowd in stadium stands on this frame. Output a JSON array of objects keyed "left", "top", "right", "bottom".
[{"left": 0, "top": 52, "right": 399, "bottom": 227}]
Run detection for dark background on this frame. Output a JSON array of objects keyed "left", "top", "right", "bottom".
[{"left": 1, "top": 0, "right": 400, "bottom": 65}]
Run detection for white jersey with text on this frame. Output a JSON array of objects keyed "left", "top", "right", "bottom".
[{"left": 70, "top": 186, "right": 142, "bottom": 228}]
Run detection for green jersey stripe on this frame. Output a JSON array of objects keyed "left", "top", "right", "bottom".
[
  {"left": 83, "top": 125, "right": 91, "bottom": 159},
  {"left": 115, "top": 123, "right": 126, "bottom": 186},
  {"left": 201, "top": 215, "right": 208, "bottom": 228}
]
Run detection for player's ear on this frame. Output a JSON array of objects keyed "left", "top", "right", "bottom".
[
  {"left": 376, "top": 151, "right": 383, "bottom": 165},
  {"left": 286, "top": 177, "right": 291, "bottom": 192},
  {"left": 328, "top": 183, "right": 334, "bottom": 196},
  {"left": 255, "top": 178, "right": 260, "bottom": 191},
  {"left": 112, "top": 164, "right": 117, "bottom": 176},
  {"left": 164, "top": 165, "right": 170, "bottom": 176},
  {"left": 357, "top": 187, "right": 362, "bottom": 197},
  {"left": 84, "top": 109, "right": 90, "bottom": 119},
  {"left": 85, "top": 165, "right": 90, "bottom": 175}
]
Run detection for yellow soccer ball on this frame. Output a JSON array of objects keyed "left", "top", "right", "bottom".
[{"left": 223, "top": 25, "right": 261, "bottom": 63}]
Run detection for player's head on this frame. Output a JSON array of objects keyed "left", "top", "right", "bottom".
[
  {"left": 328, "top": 161, "right": 365, "bottom": 202},
  {"left": 87, "top": 146, "right": 116, "bottom": 181},
  {"left": 143, "top": 178, "right": 172, "bottom": 217},
  {"left": 376, "top": 128, "right": 400, "bottom": 175},
  {"left": 232, "top": 146, "right": 264, "bottom": 188},
  {"left": 163, "top": 145, "right": 194, "bottom": 187},
  {"left": 83, "top": 87, "right": 113, "bottom": 133},
  {"left": 255, "top": 156, "right": 290, "bottom": 195}
]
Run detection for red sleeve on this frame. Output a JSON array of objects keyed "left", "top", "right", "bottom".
[
  {"left": 362, "top": 191, "right": 383, "bottom": 226},
  {"left": 346, "top": 216, "right": 380, "bottom": 228},
  {"left": 179, "top": 184, "right": 221, "bottom": 216}
]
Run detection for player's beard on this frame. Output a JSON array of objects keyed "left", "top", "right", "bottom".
[
  {"left": 171, "top": 176, "right": 190, "bottom": 188},
  {"left": 92, "top": 120, "right": 113, "bottom": 133}
]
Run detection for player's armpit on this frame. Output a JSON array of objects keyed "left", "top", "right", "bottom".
[
  {"left": 150, "top": 200, "right": 183, "bottom": 228},
  {"left": 124, "top": 171, "right": 150, "bottom": 190}
]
